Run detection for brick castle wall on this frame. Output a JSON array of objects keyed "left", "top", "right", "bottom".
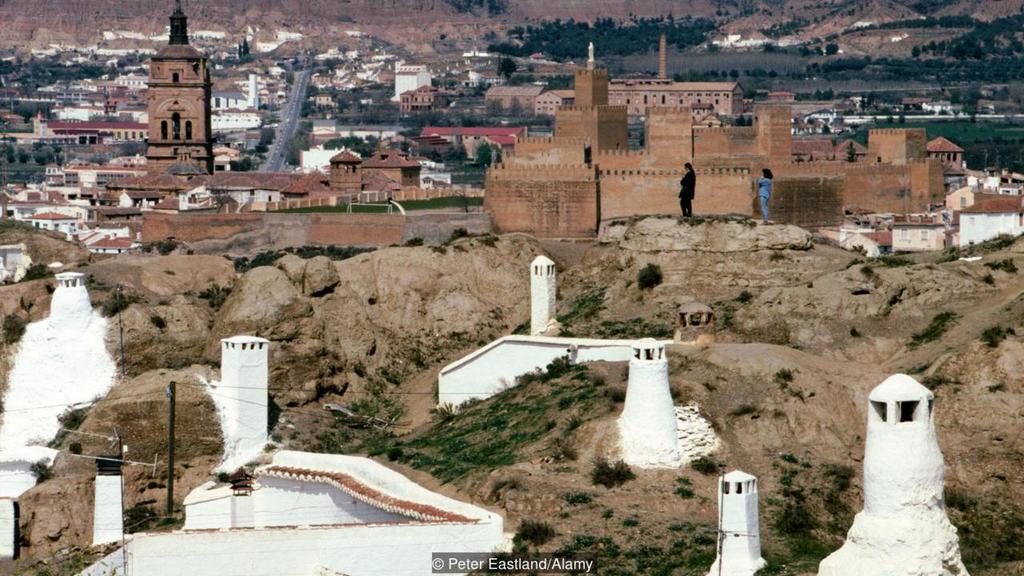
[
  {"left": 765, "top": 176, "right": 844, "bottom": 228},
  {"left": 485, "top": 164, "right": 599, "bottom": 237}
]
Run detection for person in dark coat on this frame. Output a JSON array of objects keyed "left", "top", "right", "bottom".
[{"left": 679, "top": 162, "right": 696, "bottom": 217}]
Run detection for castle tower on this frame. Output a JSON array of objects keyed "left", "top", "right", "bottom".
[
  {"left": 146, "top": 0, "right": 214, "bottom": 174},
  {"left": 618, "top": 339, "right": 681, "bottom": 468},
  {"left": 530, "top": 255, "right": 557, "bottom": 336},
  {"left": 574, "top": 43, "right": 608, "bottom": 108},
  {"left": 328, "top": 150, "right": 363, "bottom": 193},
  {"left": 708, "top": 470, "right": 766, "bottom": 576},
  {"left": 92, "top": 456, "right": 123, "bottom": 546},
  {"left": 50, "top": 272, "right": 93, "bottom": 326},
  {"left": 818, "top": 374, "right": 968, "bottom": 576},
  {"left": 658, "top": 33, "right": 668, "bottom": 79},
  {"left": 754, "top": 105, "right": 793, "bottom": 165},
  {"left": 220, "top": 336, "right": 270, "bottom": 460}
]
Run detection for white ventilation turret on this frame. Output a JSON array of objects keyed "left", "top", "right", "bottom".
[{"left": 618, "top": 338, "right": 681, "bottom": 468}]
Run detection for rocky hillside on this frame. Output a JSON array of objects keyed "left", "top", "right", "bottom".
[{"left": 1, "top": 219, "right": 1023, "bottom": 575}]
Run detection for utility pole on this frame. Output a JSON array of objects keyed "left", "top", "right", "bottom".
[
  {"left": 717, "top": 470, "right": 724, "bottom": 576},
  {"left": 165, "top": 381, "right": 176, "bottom": 516},
  {"left": 114, "top": 427, "right": 127, "bottom": 570},
  {"left": 116, "top": 286, "right": 126, "bottom": 379}
]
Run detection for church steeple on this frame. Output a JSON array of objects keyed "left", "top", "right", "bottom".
[{"left": 169, "top": 0, "right": 189, "bottom": 45}]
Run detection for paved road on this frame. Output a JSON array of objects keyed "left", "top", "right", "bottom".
[{"left": 261, "top": 69, "right": 310, "bottom": 172}]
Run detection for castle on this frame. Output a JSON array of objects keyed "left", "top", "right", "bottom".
[{"left": 485, "top": 47, "right": 945, "bottom": 238}]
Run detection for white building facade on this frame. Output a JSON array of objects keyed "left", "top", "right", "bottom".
[{"left": 393, "top": 65, "right": 432, "bottom": 101}]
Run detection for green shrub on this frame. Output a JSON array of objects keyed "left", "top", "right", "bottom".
[
  {"left": 591, "top": 458, "right": 635, "bottom": 488},
  {"left": 564, "top": 491, "right": 593, "bottom": 505},
  {"left": 515, "top": 519, "right": 555, "bottom": 547},
  {"left": 729, "top": 403, "right": 759, "bottom": 417},
  {"left": 849, "top": 327, "right": 861, "bottom": 337},
  {"left": 30, "top": 460, "right": 51, "bottom": 483},
  {"left": 735, "top": 290, "right": 753, "bottom": 303},
  {"left": 100, "top": 289, "right": 140, "bottom": 317},
  {"left": 636, "top": 263, "right": 664, "bottom": 290},
  {"left": 448, "top": 227, "right": 469, "bottom": 243},
  {"left": 622, "top": 517, "right": 639, "bottom": 527},
  {"left": 124, "top": 503, "right": 158, "bottom": 533},
  {"left": 2, "top": 314, "right": 27, "bottom": 344},
  {"left": 981, "top": 326, "right": 1013, "bottom": 348},
  {"left": 404, "top": 237, "right": 424, "bottom": 247},
  {"left": 909, "top": 311, "right": 957, "bottom": 348},
  {"left": 774, "top": 369, "right": 794, "bottom": 384},
  {"left": 691, "top": 456, "right": 719, "bottom": 475},
  {"left": 21, "top": 264, "right": 51, "bottom": 282},
  {"left": 198, "top": 284, "right": 231, "bottom": 309},
  {"left": 985, "top": 258, "right": 1018, "bottom": 274},
  {"left": 982, "top": 273, "right": 996, "bottom": 285},
  {"left": 674, "top": 477, "right": 695, "bottom": 499}
]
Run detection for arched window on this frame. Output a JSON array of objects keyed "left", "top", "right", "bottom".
[
  {"left": 160, "top": 121, "right": 168, "bottom": 140},
  {"left": 172, "top": 113, "right": 181, "bottom": 140},
  {"left": 185, "top": 120, "right": 192, "bottom": 140}
]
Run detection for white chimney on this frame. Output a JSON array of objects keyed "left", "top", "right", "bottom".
[
  {"left": 707, "top": 470, "right": 765, "bottom": 576},
  {"left": 0, "top": 498, "right": 16, "bottom": 559},
  {"left": 219, "top": 336, "right": 270, "bottom": 466},
  {"left": 92, "top": 456, "right": 123, "bottom": 546},
  {"left": 618, "top": 339, "right": 681, "bottom": 468},
  {"left": 530, "top": 255, "right": 556, "bottom": 336}
]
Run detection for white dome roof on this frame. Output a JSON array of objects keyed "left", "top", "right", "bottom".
[
  {"left": 723, "top": 469, "right": 756, "bottom": 482},
  {"left": 868, "top": 374, "right": 933, "bottom": 403},
  {"left": 531, "top": 254, "right": 554, "bottom": 266}
]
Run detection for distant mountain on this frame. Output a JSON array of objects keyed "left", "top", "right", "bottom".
[{"left": 0, "top": 0, "right": 1019, "bottom": 50}]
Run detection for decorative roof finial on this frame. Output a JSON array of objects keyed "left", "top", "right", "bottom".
[
  {"left": 587, "top": 42, "right": 595, "bottom": 70},
  {"left": 169, "top": 0, "right": 189, "bottom": 45}
]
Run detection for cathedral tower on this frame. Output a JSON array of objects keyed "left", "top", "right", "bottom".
[{"left": 146, "top": 0, "right": 214, "bottom": 174}]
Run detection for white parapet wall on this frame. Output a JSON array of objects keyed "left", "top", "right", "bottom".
[
  {"left": 617, "top": 339, "right": 682, "bottom": 469},
  {"left": 708, "top": 470, "right": 766, "bottom": 576},
  {"left": 437, "top": 335, "right": 671, "bottom": 407},
  {"left": 818, "top": 374, "right": 968, "bottom": 576}
]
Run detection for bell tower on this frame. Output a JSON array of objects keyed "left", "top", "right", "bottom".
[{"left": 146, "top": 0, "right": 214, "bottom": 174}]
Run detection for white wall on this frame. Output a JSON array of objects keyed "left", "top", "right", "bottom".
[
  {"left": 959, "top": 212, "right": 1021, "bottom": 247},
  {"left": 115, "top": 520, "right": 503, "bottom": 576},
  {"left": 437, "top": 336, "right": 661, "bottom": 407}
]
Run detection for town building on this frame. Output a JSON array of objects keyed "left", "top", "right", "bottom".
[
  {"left": 958, "top": 195, "right": 1024, "bottom": 247},
  {"left": 419, "top": 126, "right": 525, "bottom": 160},
  {"left": 484, "top": 85, "right": 545, "bottom": 113},
  {"left": 534, "top": 89, "right": 575, "bottom": 116},
  {"left": 926, "top": 136, "right": 964, "bottom": 169},
  {"left": 145, "top": 1, "right": 214, "bottom": 174},
  {"left": 393, "top": 64, "right": 432, "bottom": 102},
  {"left": 891, "top": 214, "right": 947, "bottom": 252},
  {"left": 609, "top": 79, "right": 743, "bottom": 117},
  {"left": 399, "top": 85, "right": 450, "bottom": 113}
]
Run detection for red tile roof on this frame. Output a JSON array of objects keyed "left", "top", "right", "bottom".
[
  {"left": 48, "top": 121, "right": 147, "bottom": 131},
  {"left": 962, "top": 196, "right": 1022, "bottom": 213},
  {"left": 261, "top": 466, "right": 474, "bottom": 524},
  {"left": 362, "top": 151, "right": 420, "bottom": 169},
  {"left": 927, "top": 136, "right": 964, "bottom": 154},
  {"left": 329, "top": 151, "right": 362, "bottom": 164},
  {"left": 27, "top": 211, "right": 76, "bottom": 220},
  {"left": 420, "top": 126, "right": 525, "bottom": 138},
  {"left": 90, "top": 237, "right": 133, "bottom": 249}
]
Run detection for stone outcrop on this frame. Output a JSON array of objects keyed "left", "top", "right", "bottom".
[{"left": 601, "top": 217, "right": 813, "bottom": 252}]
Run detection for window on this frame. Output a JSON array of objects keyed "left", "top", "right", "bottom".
[
  {"left": 161, "top": 121, "right": 168, "bottom": 140},
  {"left": 185, "top": 121, "right": 192, "bottom": 140},
  {"left": 898, "top": 400, "right": 919, "bottom": 423},
  {"left": 870, "top": 400, "right": 887, "bottom": 422},
  {"left": 736, "top": 482, "right": 743, "bottom": 494},
  {"left": 172, "top": 113, "right": 181, "bottom": 140},
  {"left": 172, "top": 72, "right": 180, "bottom": 83},
  {"left": 960, "top": 197, "right": 967, "bottom": 208},
  {"left": 722, "top": 481, "right": 730, "bottom": 494}
]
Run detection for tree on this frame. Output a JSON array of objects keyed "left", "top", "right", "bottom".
[
  {"left": 845, "top": 141, "right": 857, "bottom": 163},
  {"left": 476, "top": 143, "right": 494, "bottom": 167},
  {"left": 498, "top": 57, "right": 518, "bottom": 81},
  {"left": 825, "top": 43, "right": 839, "bottom": 56}
]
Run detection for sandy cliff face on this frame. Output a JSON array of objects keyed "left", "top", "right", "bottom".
[{"left": 1, "top": 222, "right": 1022, "bottom": 574}]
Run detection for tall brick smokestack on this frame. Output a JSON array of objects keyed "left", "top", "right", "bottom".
[{"left": 658, "top": 33, "right": 667, "bottom": 79}]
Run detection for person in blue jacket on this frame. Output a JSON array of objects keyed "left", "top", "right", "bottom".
[{"left": 757, "top": 168, "right": 773, "bottom": 223}]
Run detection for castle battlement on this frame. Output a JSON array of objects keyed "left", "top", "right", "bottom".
[
  {"left": 595, "top": 149, "right": 648, "bottom": 158},
  {"left": 575, "top": 68, "right": 609, "bottom": 79},
  {"left": 868, "top": 128, "right": 924, "bottom": 135},
  {"left": 518, "top": 136, "right": 588, "bottom": 146},
  {"left": 487, "top": 163, "right": 597, "bottom": 181},
  {"left": 647, "top": 106, "right": 693, "bottom": 116},
  {"left": 558, "top": 104, "right": 628, "bottom": 113}
]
